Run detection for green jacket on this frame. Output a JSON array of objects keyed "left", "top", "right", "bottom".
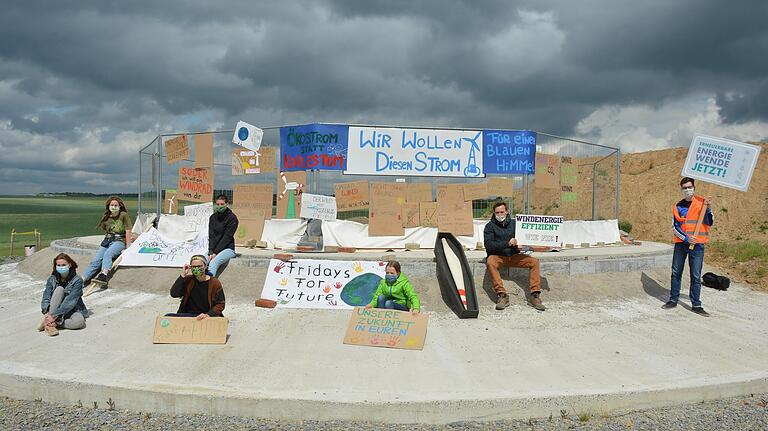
[{"left": 368, "top": 273, "right": 421, "bottom": 311}]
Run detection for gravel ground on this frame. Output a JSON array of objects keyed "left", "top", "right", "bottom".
[
  {"left": 0, "top": 256, "right": 24, "bottom": 266},
  {"left": 2, "top": 394, "right": 767, "bottom": 430}
]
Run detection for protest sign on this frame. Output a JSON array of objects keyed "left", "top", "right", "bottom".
[
  {"left": 401, "top": 202, "right": 420, "bottom": 228},
  {"left": 334, "top": 181, "right": 370, "bottom": 211},
  {"left": 370, "top": 182, "right": 406, "bottom": 205},
  {"left": 233, "top": 120, "right": 263, "bottom": 152},
  {"left": 233, "top": 183, "right": 273, "bottom": 219},
  {"left": 194, "top": 133, "right": 214, "bottom": 169},
  {"left": 300, "top": 193, "right": 337, "bottom": 221},
  {"left": 462, "top": 182, "right": 489, "bottom": 201},
  {"left": 153, "top": 316, "right": 228, "bottom": 344},
  {"left": 346, "top": 126, "right": 484, "bottom": 177},
  {"left": 277, "top": 171, "right": 306, "bottom": 218},
  {"left": 487, "top": 176, "right": 514, "bottom": 197},
  {"left": 419, "top": 202, "right": 438, "bottom": 227},
  {"left": 405, "top": 183, "right": 433, "bottom": 203},
  {"left": 534, "top": 153, "right": 560, "bottom": 189},
  {"left": 259, "top": 146, "right": 277, "bottom": 173},
  {"left": 165, "top": 135, "right": 189, "bottom": 164},
  {"left": 120, "top": 228, "right": 209, "bottom": 267},
  {"left": 231, "top": 149, "right": 260, "bottom": 175},
  {"left": 235, "top": 215, "right": 265, "bottom": 246},
  {"left": 280, "top": 123, "right": 349, "bottom": 171},
  {"left": 163, "top": 189, "right": 178, "bottom": 214},
  {"left": 343, "top": 307, "right": 428, "bottom": 350},
  {"left": 184, "top": 202, "right": 213, "bottom": 233},
  {"left": 482, "top": 130, "right": 536, "bottom": 174},
  {"left": 681, "top": 134, "right": 762, "bottom": 192},
  {"left": 261, "top": 258, "right": 386, "bottom": 309},
  {"left": 178, "top": 167, "right": 213, "bottom": 203},
  {"left": 436, "top": 184, "right": 464, "bottom": 202},
  {"left": 560, "top": 157, "right": 577, "bottom": 203},
  {"left": 369, "top": 200, "right": 404, "bottom": 236},
  {"left": 515, "top": 214, "right": 563, "bottom": 247},
  {"left": 437, "top": 199, "right": 473, "bottom": 236}
]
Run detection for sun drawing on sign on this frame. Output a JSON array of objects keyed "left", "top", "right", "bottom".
[
  {"left": 280, "top": 278, "right": 288, "bottom": 286},
  {"left": 353, "top": 262, "right": 363, "bottom": 273}
]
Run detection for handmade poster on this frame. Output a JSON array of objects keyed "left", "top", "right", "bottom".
[
  {"left": 233, "top": 183, "right": 273, "bottom": 219},
  {"left": 178, "top": 167, "right": 213, "bottom": 203},
  {"left": 515, "top": 214, "right": 564, "bottom": 247},
  {"left": 300, "top": 193, "right": 338, "bottom": 221},
  {"left": 184, "top": 202, "right": 213, "bottom": 233},
  {"left": 437, "top": 199, "right": 473, "bottom": 236},
  {"left": 369, "top": 200, "right": 405, "bottom": 236},
  {"left": 482, "top": 130, "right": 536, "bottom": 174},
  {"left": 280, "top": 123, "right": 349, "bottom": 171},
  {"left": 231, "top": 149, "right": 259, "bottom": 175},
  {"left": 235, "top": 215, "right": 266, "bottom": 246},
  {"left": 419, "top": 202, "right": 438, "bottom": 227},
  {"left": 401, "top": 202, "right": 420, "bottom": 228},
  {"left": 259, "top": 146, "right": 277, "bottom": 173},
  {"left": 343, "top": 307, "right": 428, "bottom": 350},
  {"left": 334, "top": 181, "right": 370, "bottom": 211},
  {"left": 346, "top": 126, "right": 484, "bottom": 178},
  {"left": 462, "top": 182, "right": 488, "bottom": 201},
  {"left": 261, "top": 258, "right": 386, "bottom": 309},
  {"left": 232, "top": 120, "right": 263, "bottom": 152},
  {"left": 436, "top": 183, "right": 464, "bottom": 202},
  {"left": 487, "top": 177, "right": 514, "bottom": 197},
  {"left": 560, "top": 156, "right": 577, "bottom": 203},
  {"left": 194, "top": 133, "right": 214, "bottom": 169},
  {"left": 681, "top": 134, "right": 762, "bottom": 192},
  {"left": 153, "top": 316, "right": 228, "bottom": 344},
  {"left": 369, "top": 182, "right": 406, "bottom": 205},
  {"left": 165, "top": 135, "right": 189, "bottom": 164},
  {"left": 120, "top": 227, "right": 208, "bottom": 267},
  {"left": 277, "top": 171, "right": 306, "bottom": 218},
  {"left": 405, "top": 183, "right": 433, "bottom": 203},
  {"left": 534, "top": 153, "right": 560, "bottom": 189},
  {"left": 163, "top": 189, "right": 178, "bottom": 214}
]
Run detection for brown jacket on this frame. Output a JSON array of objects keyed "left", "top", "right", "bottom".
[{"left": 170, "top": 275, "right": 225, "bottom": 316}]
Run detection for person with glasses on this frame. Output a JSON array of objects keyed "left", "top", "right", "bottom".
[
  {"left": 208, "top": 194, "right": 239, "bottom": 277},
  {"left": 168, "top": 255, "right": 225, "bottom": 319}
]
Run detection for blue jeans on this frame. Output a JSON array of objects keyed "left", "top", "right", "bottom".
[
  {"left": 376, "top": 294, "right": 409, "bottom": 311},
  {"left": 670, "top": 242, "right": 705, "bottom": 307},
  {"left": 82, "top": 241, "right": 125, "bottom": 281},
  {"left": 208, "top": 248, "right": 236, "bottom": 278}
]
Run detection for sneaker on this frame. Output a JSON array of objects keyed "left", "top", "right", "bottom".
[
  {"left": 661, "top": 301, "right": 677, "bottom": 309},
  {"left": 44, "top": 324, "right": 59, "bottom": 337},
  {"left": 528, "top": 295, "right": 546, "bottom": 311},
  {"left": 93, "top": 273, "right": 109, "bottom": 285},
  {"left": 692, "top": 307, "right": 710, "bottom": 317},
  {"left": 37, "top": 317, "right": 46, "bottom": 332},
  {"left": 495, "top": 293, "right": 510, "bottom": 310}
]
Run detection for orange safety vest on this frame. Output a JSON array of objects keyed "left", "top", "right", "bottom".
[{"left": 672, "top": 195, "right": 710, "bottom": 244}]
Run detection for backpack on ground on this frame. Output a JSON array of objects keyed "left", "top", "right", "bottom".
[{"left": 702, "top": 272, "right": 730, "bottom": 291}]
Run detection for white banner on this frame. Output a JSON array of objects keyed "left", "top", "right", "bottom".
[
  {"left": 515, "top": 214, "right": 563, "bottom": 247},
  {"left": 681, "top": 134, "right": 761, "bottom": 192},
  {"left": 232, "top": 120, "right": 264, "bottom": 152},
  {"left": 120, "top": 227, "right": 209, "bottom": 267},
  {"left": 300, "top": 193, "right": 337, "bottom": 221},
  {"left": 345, "top": 126, "right": 484, "bottom": 177},
  {"left": 261, "top": 258, "right": 386, "bottom": 309},
  {"left": 184, "top": 202, "right": 213, "bottom": 233}
]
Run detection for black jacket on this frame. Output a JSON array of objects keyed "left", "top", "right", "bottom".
[
  {"left": 208, "top": 208, "right": 239, "bottom": 254},
  {"left": 483, "top": 214, "right": 520, "bottom": 257}
]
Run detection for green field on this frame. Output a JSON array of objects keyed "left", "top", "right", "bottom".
[{"left": 0, "top": 196, "right": 137, "bottom": 256}]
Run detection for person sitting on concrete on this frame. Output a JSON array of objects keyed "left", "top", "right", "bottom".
[
  {"left": 39, "top": 253, "right": 88, "bottom": 336},
  {"left": 168, "top": 255, "right": 225, "bottom": 319},
  {"left": 365, "top": 261, "right": 421, "bottom": 314},
  {"left": 82, "top": 196, "right": 133, "bottom": 289},
  {"left": 484, "top": 201, "right": 544, "bottom": 311},
  {"left": 208, "top": 194, "right": 239, "bottom": 278}
]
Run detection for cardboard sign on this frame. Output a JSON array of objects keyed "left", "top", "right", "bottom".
[
  {"left": 487, "top": 177, "right": 515, "bottom": 197},
  {"left": 401, "top": 202, "right": 420, "bottom": 228},
  {"left": 280, "top": 123, "right": 349, "bottom": 171},
  {"left": 343, "top": 307, "right": 428, "bottom": 350},
  {"left": 436, "top": 183, "right": 464, "bottom": 202},
  {"left": 259, "top": 146, "right": 277, "bottom": 173},
  {"left": 184, "top": 202, "right": 213, "bottom": 233},
  {"left": 121, "top": 228, "right": 208, "bottom": 268},
  {"left": 153, "top": 316, "right": 228, "bottom": 344},
  {"left": 534, "top": 153, "right": 560, "bottom": 189},
  {"left": 405, "top": 183, "right": 433, "bottom": 203},
  {"left": 163, "top": 189, "right": 178, "bottom": 214},
  {"left": 560, "top": 156, "right": 577, "bottom": 203},
  {"left": 515, "top": 214, "right": 563, "bottom": 247},
  {"left": 231, "top": 149, "right": 260, "bottom": 175},
  {"left": 681, "top": 134, "right": 762, "bottom": 192},
  {"left": 195, "top": 133, "right": 214, "bottom": 169},
  {"left": 482, "top": 130, "right": 536, "bottom": 174},
  {"left": 369, "top": 200, "right": 405, "bottom": 236},
  {"left": 300, "top": 193, "right": 337, "bottom": 221},
  {"left": 462, "top": 183, "right": 488, "bottom": 201},
  {"left": 165, "top": 135, "right": 189, "bottom": 164},
  {"left": 370, "top": 182, "right": 406, "bottom": 205},
  {"left": 419, "top": 202, "right": 438, "bottom": 227},
  {"left": 178, "top": 167, "right": 214, "bottom": 203},
  {"left": 334, "top": 181, "right": 370, "bottom": 211},
  {"left": 235, "top": 215, "right": 265, "bottom": 246},
  {"left": 261, "top": 258, "right": 385, "bottom": 309},
  {"left": 233, "top": 183, "right": 273, "bottom": 219},
  {"left": 277, "top": 171, "right": 306, "bottom": 219},
  {"left": 437, "top": 199, "right": 473, "bottom": 236}
]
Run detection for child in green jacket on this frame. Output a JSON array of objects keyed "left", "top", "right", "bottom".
[{"left": 365, "top": 261, "right": 421, "bottom": 314}]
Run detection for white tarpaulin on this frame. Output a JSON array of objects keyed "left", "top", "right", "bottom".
[
  {"left": 261, "top": 258, "right": 386, "bottom": 309},
  {"left": 120, "top": 227, "right": 208, "bottom": 267},
  {"left": 322, "top": 219, "right": 485, "bottom": 249},
  {"left": 559, "top": 219, "right": 621, "bottom": 246}
]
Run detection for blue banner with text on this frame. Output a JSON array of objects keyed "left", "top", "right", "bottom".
[
  {"left": 280, "top": 124, "right": 349, "bottom": 171},
  {"left": 482, "top": 130, "right": 536, "bottom": 174}
]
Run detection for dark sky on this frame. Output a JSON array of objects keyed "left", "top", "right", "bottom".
[{"left": 1, "top": 1, "right": 766, "bottom": 193}]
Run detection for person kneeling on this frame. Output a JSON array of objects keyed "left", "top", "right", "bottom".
[
  {"left": 365, "top": 261, "right": 421, "bottom": 315},
  {"left": 39, "top": 253, "right": 88, "bottom": 336},
  {"left": 168, "top": 255, "right": 225, "bottom": 320}
]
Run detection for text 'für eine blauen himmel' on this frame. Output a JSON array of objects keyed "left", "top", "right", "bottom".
[{"left": 484, "top": 131, "right": 534, "bottom": 172}]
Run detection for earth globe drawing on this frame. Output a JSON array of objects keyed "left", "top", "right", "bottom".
[{"left": 340, "top": 273, "right": 382, "bottom": 306}]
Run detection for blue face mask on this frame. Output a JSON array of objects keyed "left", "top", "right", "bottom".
[
  {"left": 385, "top": 274, "right": 398, "bottom": 284},
  {"left": 56, "top": 265, "right": 69, "bottom": 275}
]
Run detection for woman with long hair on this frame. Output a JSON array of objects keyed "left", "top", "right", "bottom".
[
  {"left": 39, "top": 253, "right": 88, "bottom": 336},
  {"left": 81, "top": 196, "right": 133, "bottom": 289}
]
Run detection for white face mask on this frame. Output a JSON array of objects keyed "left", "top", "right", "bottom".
[
  {"left": 495, "top": 214, "right": 507, "bottom": 223},
  {"left": 682, "top": 187, "right": 694, "bottom": 200}
]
